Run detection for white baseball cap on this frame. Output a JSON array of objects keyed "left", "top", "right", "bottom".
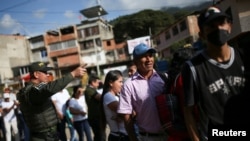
[{"left": 3, "top": 93, "right": 10, "bottom": 99}]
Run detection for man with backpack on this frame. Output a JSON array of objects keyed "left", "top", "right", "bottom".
[{"left": 181, "top": 6, "right": 245, "bottom": 141}]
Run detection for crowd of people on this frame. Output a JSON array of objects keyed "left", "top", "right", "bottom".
[{"left": 0, "top": 6, "right": 249, "bottom": 141}]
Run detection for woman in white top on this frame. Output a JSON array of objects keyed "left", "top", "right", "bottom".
[
  {"left": 69, "top": 85, "right": 92, "bottom": 141},
  {"left": 100, "top": 70, "right": 129, "bottom": 141}
]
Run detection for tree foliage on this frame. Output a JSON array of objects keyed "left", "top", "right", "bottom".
[
  {"left": 110, "top": 9, "right": 174, "bottom": 43},
  {"left": 108, "top": 2, "right": 211, "bottom": 43}
]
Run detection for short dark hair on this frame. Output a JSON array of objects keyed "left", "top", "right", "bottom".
[
  {"left": 72, "top": 85, "right": 82, "bottom": 98},
  {"left": 88, "top": 75, "right": 100, "bottom": 84}
]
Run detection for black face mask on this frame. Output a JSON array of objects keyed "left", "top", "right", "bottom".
[{"left": 207, "top": 29, "right": 230, "bottom": 46}]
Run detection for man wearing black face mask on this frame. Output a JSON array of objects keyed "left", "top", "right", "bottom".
[{"left": 181, "top": 6, "right": 246, "bottom": 141}]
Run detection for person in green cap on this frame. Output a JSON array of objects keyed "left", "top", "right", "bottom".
[{"left": 17, "top": 61, "right": 87, "bottom": 141}]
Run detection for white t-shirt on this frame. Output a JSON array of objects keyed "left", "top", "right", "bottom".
[
  {"left": 9, "top": 93, "right": 17, "bottom": 102},
  {"left": 69, "top": 95, "right": 88, "bottom": 121},
  {"left": 1, "top": 101, "right": 17, "bottom": 122},
  {"left": 51, "top": 89, "right": 70, "bottom": 115},
  {"left": 103, "top": 92, "right": 127, "bottom": 135}
]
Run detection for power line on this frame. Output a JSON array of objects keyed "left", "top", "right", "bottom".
[
  {"left": 0, "top": 0, "right": 34, "bottom": 12},
  {"left": 0, "top": 1, "right": 211, "bottom": 14}
]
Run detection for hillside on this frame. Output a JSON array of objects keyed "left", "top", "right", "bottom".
[{"left": 109, "top": 1, "right": 212, "bottom": 43}]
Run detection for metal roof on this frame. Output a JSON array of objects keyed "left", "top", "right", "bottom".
[{"left": 80, "top": 5, "right": 108, "bottom": 18}]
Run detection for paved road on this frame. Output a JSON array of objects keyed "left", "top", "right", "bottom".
[{"left": 65, "top": 125, "right": 110, "bottom": 141}]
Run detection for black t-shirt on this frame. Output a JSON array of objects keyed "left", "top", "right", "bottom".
[{"left": 182, "top": 47, "right": 245, "bottom": 139}]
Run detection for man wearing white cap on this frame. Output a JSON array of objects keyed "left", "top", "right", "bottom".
[{"left": 1, "top": 93, "right": 19, "bottom": 141}]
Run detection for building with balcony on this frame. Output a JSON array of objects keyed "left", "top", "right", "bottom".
[
  {"left": 77, "top": 5, "right": 130, "bottom": 76},
  {"left": 77, "top": 18, "right": 129, "bottom": 75},
  {"left": 153, "top": 15, "right": 200, "bottom": 59},
  {"left": 44, "top": 25, "right": 80, "bottom": 77},
  {"left": 28, "top": 35, "right": 48, "bottom": 63},
  {"left": 0, "top": 34, "right": 31, "bottom": 88}
]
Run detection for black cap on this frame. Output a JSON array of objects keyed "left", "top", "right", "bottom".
[
  {"left": 29, "top": 61, "right": 53, "bottom": 72},
  {"left": 198, "top": 6, "right": 230, "bottom": 29}
]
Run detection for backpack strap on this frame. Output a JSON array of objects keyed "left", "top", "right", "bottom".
[
  {"left": 158, "top": 72, "right": 168, "bottom": 84},
  {"left": 172, "top": 73, "right": 181, "bottom": 94}
]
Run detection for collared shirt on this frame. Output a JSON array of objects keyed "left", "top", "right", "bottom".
[{"left": 117, "top": 70, "right": 165, "bottom": 133}]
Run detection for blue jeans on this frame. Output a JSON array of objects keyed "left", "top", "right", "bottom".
[
  {"left": 57, "top": 117, "right": 67, "bottom": 141},
  {"left": 68, "top": 125, "right": 78, "bottom": 141},
  {"left": 17, "top": 113, "right": 29, "bottom": 141},
  {"left": 108, "top": 133, "right": 129, "bottom": 141},
  {"left": 74, "top": 119, "right": 92, "bottom": 141}
]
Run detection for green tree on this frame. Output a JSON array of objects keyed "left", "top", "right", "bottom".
[{"left": 110, "top": 9, "right": 174, "bottom": 43}]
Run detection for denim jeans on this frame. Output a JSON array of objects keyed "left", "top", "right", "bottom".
[
  {"left": 108, "top": 133, "right": 129, "bottom": 141},
  {"left": 17, "top": 113, "right": 29, "bottom": 141},
  {"left": 57, "top": 117, "right": 67, "bottom": 141},
  {"left": 73, "top": 119, "right": 92, "bottom": 141},
  {"left": 68, "top": 125, "right": 78, "bottom": 141}
]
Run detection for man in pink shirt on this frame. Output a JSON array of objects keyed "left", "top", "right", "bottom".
[{"left": 117, "top": 43, "right": 167, "bottom": 141}]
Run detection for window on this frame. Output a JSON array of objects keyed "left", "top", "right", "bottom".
[
  {"left": 95, "top": 38, "right": 101, "bottom": 46},
  {"left": 31, "top": 41, "right": 45, "bottom": 49},
  {"left": 50, "top": 40, "right": 76, "bottom": 51},
  {"left": 77, "top": 29, "right": 85, "bottom": 38},
  {"left": 63, "top": 40, "right": 76, "bottom": 49},
  {"left": 50, "top": 43, "right": 62, "bottom": 51},
  {"left": 79, "top": 43, "right": 84, "bottom": 50},
  {"left": 180, "top": 20, "right": 187, "bottom": 31},
  {"left": 156, "top": 37, "right": 161, "bottom": 45},
  {"left": 80, "top": 40, "right": 94, "bottom": 50},
  {"left": 61, "top": 26, "right": 74, "bottom": 35},
  {"left": 118, "top": 48, "right": 124, "bottom": 55},
  {"left": 172, "top": 26, "right": 179, "bottom": 36},
  {"left": 85, "top": 28, "right": 91, "bottom": 37},
  {"left": 40, "top": 50, "right": 47, "bottom": 58},
  {"left": 165, "top": 31, "right": 171, "bottom": 40},
  {"left": 92, "top": 26, "right": 99, "bottom": 35},
  {"left": 84, "top": 26, "right": 100, "bottom": 37},
  {"left": 106, "top": 41, "right": 111, "bottom": 46}
]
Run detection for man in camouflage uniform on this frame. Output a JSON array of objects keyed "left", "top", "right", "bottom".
[{"left": 17, "top": 62, "right": 86, "bottom": 141}]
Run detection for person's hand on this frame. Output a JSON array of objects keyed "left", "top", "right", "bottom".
[
  {"left": 57, "top": 112, "right": 64, "bottom": 120},
  {"left": 14, "top": 100, "right": 19, "bottom": 106},
  {"left": 80, "top": 111, "right": 86, "bottom": 116},
  {"left": 71, "top": 64, "right": 87, "bottom": 78}
]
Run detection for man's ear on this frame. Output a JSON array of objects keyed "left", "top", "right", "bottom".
[{"left": 33, "top": 71, "right": 39, "bottom": 78}]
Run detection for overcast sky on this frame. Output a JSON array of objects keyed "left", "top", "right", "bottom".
[{"left": 0, "top": 0, "right": 212, "bottom": 36}]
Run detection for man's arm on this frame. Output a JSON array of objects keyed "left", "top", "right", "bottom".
[
  {"left": 30, "top": 66, "right": 86, "bottom": 99},
  {"left": 3, "top": 102, "right": 17, "bottom": 115},
  {"left": 181, "top": 63, "right": 200, "bottom": 141},
  {"left": 94, "top": 93, "right": 101, "bottom": 101},
  {"left": 122, "top": 114, "right": 138, "bottom": 141},
  {"left": 183, "top": 106, "right": 200, "bottom": 141},
  {"left": 69, "top": 107, "right": 86, "bottom": 116}
]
